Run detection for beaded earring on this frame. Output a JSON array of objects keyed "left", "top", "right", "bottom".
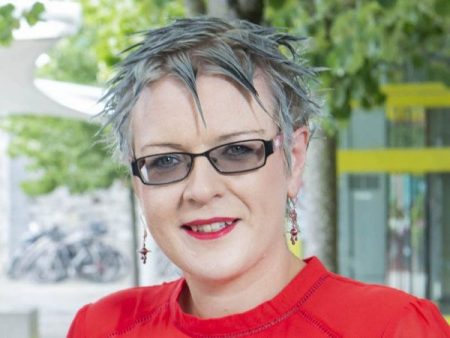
[
  {"left": 287, "top": 198, "right": 299, "bottom": 245},
  {"left": 139, "top": 216, "right": 150, "bottom": 264},
  {"left": 139, "top": 225, "right": 150, "bottom": 264}
]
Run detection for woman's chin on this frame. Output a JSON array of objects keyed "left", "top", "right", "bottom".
[{"left": 180, "top": 256, "right": 252, "bottom": 284}]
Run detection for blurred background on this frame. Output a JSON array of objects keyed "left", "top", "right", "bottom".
[{"left": 0, "top": 0, "right": 449, "bottom": 337}]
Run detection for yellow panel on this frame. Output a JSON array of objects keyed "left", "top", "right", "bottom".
[
  {"left": 287, "top": 234, "right": 302, "bottom": 258},
  {"left": 445, "top": 315, "right": 450, "bottom": 324},
  {"left": 382, "top": 82, "right": 450, "bottom": 96},
  {"left": 338, "top": 148, "right": 450, "bottom": 174},
  {"left": 382, "top": 82, "right": 450, "bottom": 109},
  {"left": 386, "top": 96, "right": 450, "bottom": 108}
]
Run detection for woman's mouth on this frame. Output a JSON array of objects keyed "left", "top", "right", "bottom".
[
  {"left": 182, "top": 218, "right": 239, "bottom": 240},
  {"left": 189, "top": 220, "right": 234, "bottom": 233}
]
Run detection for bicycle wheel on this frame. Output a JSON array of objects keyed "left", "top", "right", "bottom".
[
  {"left": 31, "top": 248, "right": 68, "bottom": 283},
  {"left": 78, "top": 242, "right": 127, "bottom": 283}
]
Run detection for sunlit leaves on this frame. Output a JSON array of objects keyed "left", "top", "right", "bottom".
[
  {"left": 0, "top": 115, "right": 127, "bottom": 196},
  {"left": 37, "top": 30, "right": 99, "bottom": 84},
  {"left": 0, "top": 2, "right": 45, "bottom": 45},
  {"left": 79, "top": 0, "right": 185, "bottom": 83},
  {"left": 265, "top": 0, "right": 450, "bottom": 120},
  {"left": 23, "top": 2, "right": 45, "bottom": 26},
  {"left": 0, "top": 4, "right": 20, "bottom": 45},
  {"left": 36, "top": 0, "right": 185, "bottom": 85}
]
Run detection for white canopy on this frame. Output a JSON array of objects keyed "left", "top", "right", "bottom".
[{"left": 0, "top": 0, "right": 102, "bottom": 119}]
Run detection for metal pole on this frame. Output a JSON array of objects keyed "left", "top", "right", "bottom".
[{"left": 129, "top": 185, "right": 139, "bottom": 286}]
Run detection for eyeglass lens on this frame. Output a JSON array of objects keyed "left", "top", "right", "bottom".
[{"left": 136, "top": 140, "right": 267, "bottom": 185}]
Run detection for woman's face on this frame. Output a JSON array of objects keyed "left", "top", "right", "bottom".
[{"left": 131, "top": 72, "right": 308, "bottom": 282}]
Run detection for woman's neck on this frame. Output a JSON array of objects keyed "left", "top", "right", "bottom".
[{"left": 179, "top": 249, "right": 305, "bottom": 318}]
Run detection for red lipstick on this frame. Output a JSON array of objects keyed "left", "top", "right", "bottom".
[{"left": 182, "top": 217, "right": 238, "bottom": 240}]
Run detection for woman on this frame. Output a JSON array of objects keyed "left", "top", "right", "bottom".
[{"left": 68, "top": 17, "right": 450, "bottom": 337}]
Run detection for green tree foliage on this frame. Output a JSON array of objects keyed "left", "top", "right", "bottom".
[
  {"left": 265, "top": 0, "right": 450, "bottom": 119},
  {"left": 39, "top": 0, "right": 450, "bottom": 116},
  {"left": 0, "top": 115, "right": 126, "bottom": 196},
  {"left": 38, "top": 0, "right": 185, "bottom": 84},
  {"left": 37, "top": 30, "right": 99, "bottom": 85},
  {"left": 0, "top": 2, "right": 45, "bottom": 45}
]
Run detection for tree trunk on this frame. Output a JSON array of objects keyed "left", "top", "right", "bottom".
[
  {"left": 207, "top": 0, "right": 238, "bottom": 19},
  {"left": 185, "top": 0, "right": 206, "bottom": 16},
  {"left": 235, "top": 0, "right": 263, "bottom": 23},
  {"left": 206, "top": 0, "right": 263, "bottom": 23},
  {"left": 301, "top": 130, "right": 338, "bottom": 272}
]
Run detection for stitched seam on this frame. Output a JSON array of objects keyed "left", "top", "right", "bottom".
[
  {"left": 298, "top": 309, "right": 341, "bottom": 338},
  {"left": 179, "top": 274, "right": 330, "bottom": 338},
  {"left": 106, "top": 302, "right": 170, "bottom": 337}
]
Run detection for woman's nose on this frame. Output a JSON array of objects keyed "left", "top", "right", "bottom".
[{"left": 182, "top": 156, "right": 225, "bottom": 205}]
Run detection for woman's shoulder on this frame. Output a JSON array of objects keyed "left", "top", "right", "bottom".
[
  {"left": 67, "top": 278, "right": 183, "bottom": 338},
  {"left": 306, "top": 265, "right": 450, "bottom": 336},
  {"left": 304, "top": 257, "right": 419, "bottom": 311},
  {"left": 323, "top": 272, "right": 414, "bottom": 307}
]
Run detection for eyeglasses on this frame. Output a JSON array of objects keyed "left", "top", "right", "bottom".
[{"left": 131, "top": 135, "right": 282, "bottom": 185}]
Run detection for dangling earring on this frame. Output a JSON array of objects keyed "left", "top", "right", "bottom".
[
  {"left": 288, "top": 198, "right": 299, "bottom": 245},
  {"left": 139, "top": 216, "right": 150, "bottom": 264}
]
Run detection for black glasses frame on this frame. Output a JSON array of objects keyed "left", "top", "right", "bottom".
[{"left": 131, "top": 138, "right": 276, "bottom": 185}]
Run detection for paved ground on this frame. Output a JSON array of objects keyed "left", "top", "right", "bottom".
[{"left": 0, "top": 274, "right": 132, "bottom": 338}]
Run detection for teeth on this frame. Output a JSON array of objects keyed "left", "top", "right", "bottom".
[{"left": 190, "top": 221, "right": 233, "bottom": 233}]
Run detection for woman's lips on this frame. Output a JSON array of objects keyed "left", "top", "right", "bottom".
[{"left": 182, "top": 218, "right": 239, "bottom": 240}]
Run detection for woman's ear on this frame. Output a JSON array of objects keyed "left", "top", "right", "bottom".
[
  {"left": 287, "top": 126, "right": 309, "bottom": 198},
  {"left": 132, "top": 175, "right": 144, "bottom": 202}
]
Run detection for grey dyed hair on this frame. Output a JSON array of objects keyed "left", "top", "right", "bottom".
[{"left": 100, "top": 17, "right": 319, "bottom": 167}]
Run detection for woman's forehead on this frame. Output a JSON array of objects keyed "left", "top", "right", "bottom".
[{"left": 131, "top": 73, "right": 277, "bottom": 145}]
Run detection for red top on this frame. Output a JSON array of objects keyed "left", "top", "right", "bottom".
[{"left": 67, "top": 257, "right": 450, "bottom": 337}]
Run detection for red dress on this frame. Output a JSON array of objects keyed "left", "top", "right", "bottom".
[{"left": 67, "top": 257, "right": 450, "bottom": 337}]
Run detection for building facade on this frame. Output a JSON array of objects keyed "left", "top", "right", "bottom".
[{"left": 338, "top": 83, "right": 450, "bottom": 311}]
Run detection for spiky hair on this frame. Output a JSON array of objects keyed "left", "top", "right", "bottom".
[{"left": 100, "top": 17, "right": 319, "bottom": 164}]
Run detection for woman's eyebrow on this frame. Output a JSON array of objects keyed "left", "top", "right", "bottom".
[
  {"left": 140, "top": 142, "right": 185, "bottom": 153},
  {"left": 140, "top": 129, "right": 266, "bottom": 153}
]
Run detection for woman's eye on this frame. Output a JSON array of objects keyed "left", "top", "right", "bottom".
[
  {"left": 224, "top": 144, "right": 253, "bottom": 156},
  {"left": 149, "top": 155, "right": 180, "bottom": 169}
]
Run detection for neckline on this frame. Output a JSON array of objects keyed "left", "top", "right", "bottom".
[{"left": 169, "top": 256, "right": 329, "bottom": 336}]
